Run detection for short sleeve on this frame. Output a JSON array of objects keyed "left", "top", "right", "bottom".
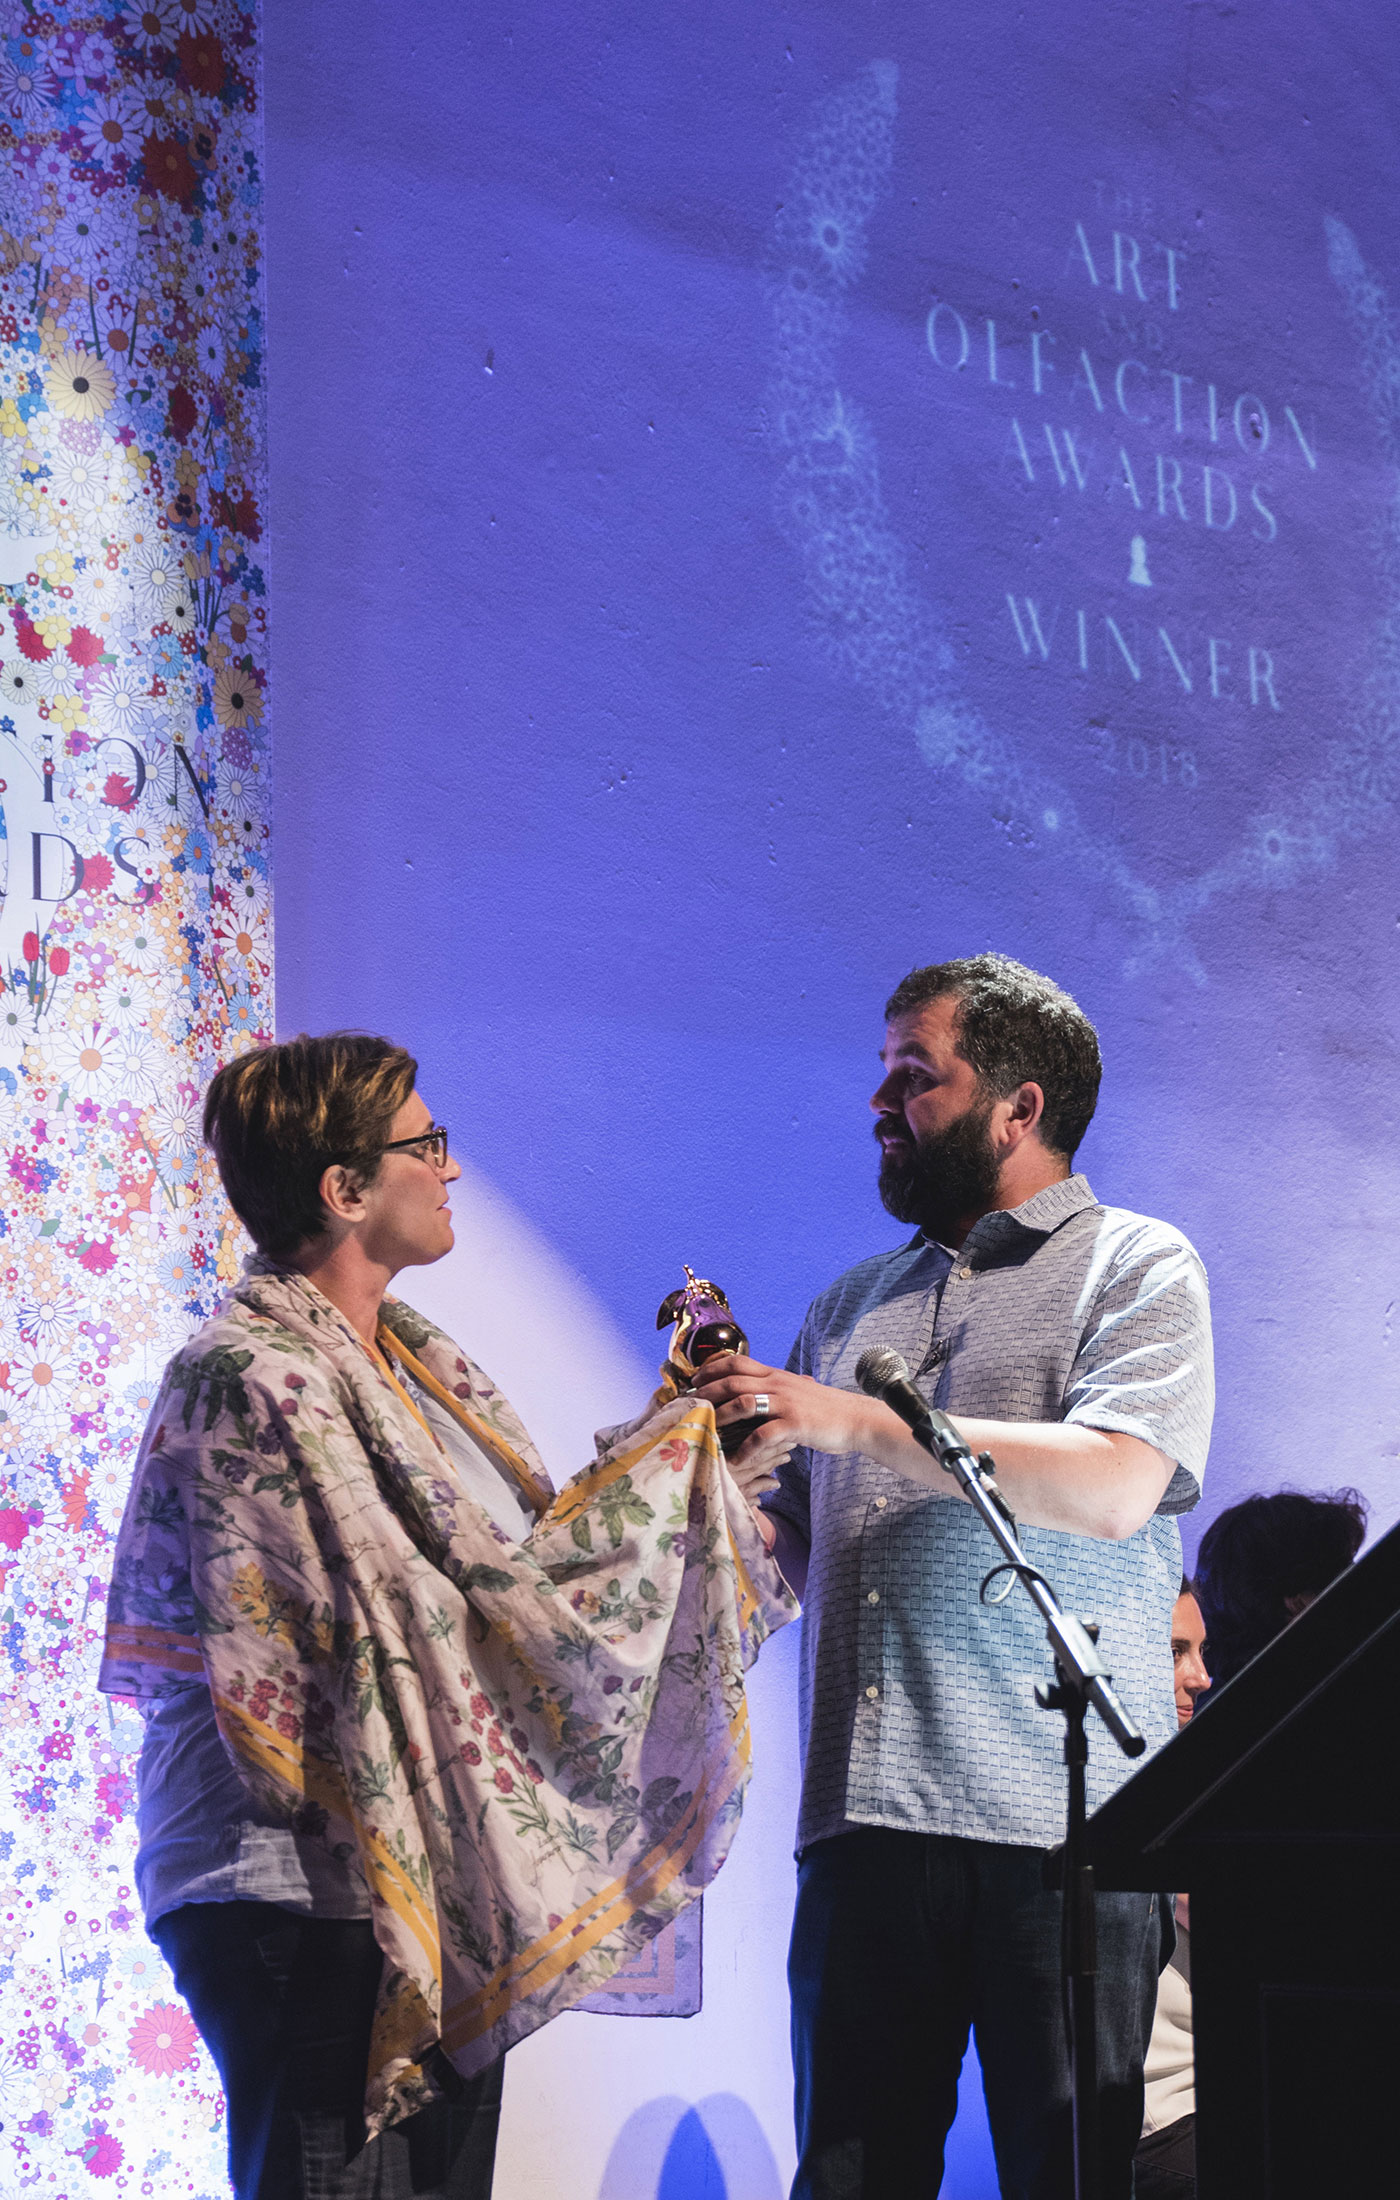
[
  {"left": 1061, "top": 1230, "right": 1214, "bottom": 1512},
  {"left": 761, "top": 1318, "right": 815, "bottom": 1545}
]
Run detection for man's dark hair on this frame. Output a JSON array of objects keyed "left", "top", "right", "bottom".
[
  {"left": 203, "top": 1032, "right": 418, "bottom": 1259},
  {"left": 883, "top": 954, "right": 1102, "bottom": 1161},
  {"left": 1193, "top": 1488, "right": 1369, "bottom": 1689}
]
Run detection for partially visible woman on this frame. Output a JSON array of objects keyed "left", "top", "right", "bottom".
[
  {"left": 1135, "top": 1503, "right": 1370, "bottom": 2200},
  {"left": 100, "top": 1034, "right": 792, "bottom": 2200},
  {"left": 1134, "top": 1578, "right": 1212, "bottom": 2200},
  {"left": 1193, "top": 1487, "right": 1368, "bottom": 1689}
]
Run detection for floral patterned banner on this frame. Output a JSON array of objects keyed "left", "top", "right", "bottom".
[{"left": 0, "top": 4, "right": 268, "bottom": 2192}]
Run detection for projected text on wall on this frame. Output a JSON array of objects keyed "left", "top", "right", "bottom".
[{"left": 769, "top": 64, "right": 1400, "bottom": 968}]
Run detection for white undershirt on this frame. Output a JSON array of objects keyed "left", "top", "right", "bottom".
[{"left": 1141, "top": 1919, "right": 1194, "bottom": 2133}]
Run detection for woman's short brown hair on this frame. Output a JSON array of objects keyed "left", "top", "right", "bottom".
[{"left": 203, "top": 1032, "right": 418, "bottom": 1258}]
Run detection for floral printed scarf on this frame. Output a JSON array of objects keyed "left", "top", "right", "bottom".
[{"left": 99, "top": 1261, "right": 796, "bottom": 2134}]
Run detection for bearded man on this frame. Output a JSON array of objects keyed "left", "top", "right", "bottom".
[{"left": 694, "top": 954, "right": 1214, "bottom": 2200}]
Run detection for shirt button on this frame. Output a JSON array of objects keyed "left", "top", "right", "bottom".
[
  {"left": 866, "top": 1589, "right": 880, "bottom": 1605},
  {"left": 959, "top": 1265, "right": 973, "bottom": 1279},
  {"left": 865, "top": 1684, "right": 879, "bottom": 1700},
  {"left": 874, "top": 1496, "right": 888, "bottom": 1510}
]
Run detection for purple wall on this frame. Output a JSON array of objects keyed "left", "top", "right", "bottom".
[{"left": 264, "top": 2, "right": 1400, "bottom": 2186}]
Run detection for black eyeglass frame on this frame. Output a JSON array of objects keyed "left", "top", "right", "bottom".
[{"left": 377, "top": 1123, "right": 450, "bottom": 1169}]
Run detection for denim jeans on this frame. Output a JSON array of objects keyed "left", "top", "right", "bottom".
[
  {"left": 788, "top": 1828, "right": 1161, "bottom": 2200},
  {"left": 153, "top": 1902, "right": 502, "bottom": 2200}
]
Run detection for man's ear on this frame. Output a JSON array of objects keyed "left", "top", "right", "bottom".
[
  {"left": 1000, "top": 1080, "right": 1046, "bottom": 1148},
  {"left": 317, "top": 1161, "right": 368, "bottom": 1228}
]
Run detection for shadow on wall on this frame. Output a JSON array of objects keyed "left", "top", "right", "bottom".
[
  {"left": 594, "top": 2062, "right": 997, "bottom": 2198},
  {"left": 597, "top": 2094, "right": 783, "bottom": 2199},
  {"left": 944, "top": 2044, "right": 999, "bottom": 2198}
]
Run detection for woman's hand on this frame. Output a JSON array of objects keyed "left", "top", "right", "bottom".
[{"left": 691, "top": 1353, "right": 881, "bottom": 1497}]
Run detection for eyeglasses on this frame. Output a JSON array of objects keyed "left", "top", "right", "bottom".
[{"left": 379, "top": 1123, "right": 450, "bottom": 1170}]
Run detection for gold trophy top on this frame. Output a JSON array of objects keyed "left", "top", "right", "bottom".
[{"left": 656, "top": 1264, "right": 751, "bottom": 1386}]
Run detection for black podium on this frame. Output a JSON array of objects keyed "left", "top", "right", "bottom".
[{"left": 1079, "top": 1518, "right": 1400, "bottom": 2199}]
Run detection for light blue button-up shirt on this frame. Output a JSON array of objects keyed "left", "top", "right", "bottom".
[{"left": 768, "top": 1176, "right": 1213, "bottom": 1852}]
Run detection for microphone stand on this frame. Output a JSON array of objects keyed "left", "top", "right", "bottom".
[{"left": 886, "top": 1398, "right": 1145, "bottom": 2200}]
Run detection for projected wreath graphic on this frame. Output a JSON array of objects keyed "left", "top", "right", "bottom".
[{"left": 767, "top": 63, "right": 1400, "bottom": 975}]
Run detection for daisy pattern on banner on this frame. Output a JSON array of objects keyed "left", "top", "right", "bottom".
[{"left": 0, "top": 4, "right": 268, "bottom": 2192}]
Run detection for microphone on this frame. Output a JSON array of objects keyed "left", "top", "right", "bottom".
[{"left": 854, "top": 1347, "right": 972, "bottom": 1467}]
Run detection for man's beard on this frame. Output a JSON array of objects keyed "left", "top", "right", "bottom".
[{"left": 877, "top": 1098, "right": 1002, "bottom": 1240}]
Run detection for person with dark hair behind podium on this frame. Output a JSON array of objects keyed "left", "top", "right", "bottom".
[
  {"left": 1134, "top": 1579, "right": 1211, "bottom": 2200},
  {"left": 1134, "top": 1496, "right": 1371, "bottom": 2199},
  {"left": 1193, "top": 1487, "right": 1368, "bottom": 1689}
]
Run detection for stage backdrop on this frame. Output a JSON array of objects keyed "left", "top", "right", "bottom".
[
  {"left": 265, "top": 3, "right": 1400, "bottom": 2192},
  {"left": 4, "top": 1, "right": 1395, "bottom": 2196},
  {"left": 259, "top": 4, "right": 1400, "bottom": 2192}
]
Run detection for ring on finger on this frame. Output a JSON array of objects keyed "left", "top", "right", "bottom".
[{"left": 752, "top": 1392, "right": 771, "bottom": 1418}]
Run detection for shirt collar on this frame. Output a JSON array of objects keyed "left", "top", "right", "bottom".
[{"left": 918, "top": 1172, "right": 1098, "bottom": 1259}]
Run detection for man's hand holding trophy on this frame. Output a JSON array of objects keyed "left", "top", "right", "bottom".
[{"left": 656, "top": 1266, "right": 790, "bottom": 1551}]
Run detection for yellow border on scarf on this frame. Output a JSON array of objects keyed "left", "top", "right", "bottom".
[
  {"left": 376, "top": 1327, "right": 551, "bottom": 1518},
  {"left": 101, "top": 1622, "right": 205, "bottom": 1678},
  {"left": 440, "top": 1698, "right": 751, "bottom": 2050},
  {"left": 216, "top": 1685, "right": 750, "bottom": 2066},
  {"left": 443, "top": 1720, "right": 750, "bottom": 2050},
  {"left": 214, "top": 1688, "right": 750, "bottom": 2054},
  {"left": 545, "top": 1403, "right": 720, "bottom": 1526},
  {"left": 546, "top": 1404, "right": 763, "bottom": 1631},
  {"left": 215, "top": 1694, "right": 444, "bottom": 1978}
]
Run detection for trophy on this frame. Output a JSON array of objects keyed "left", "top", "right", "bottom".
[{"left": 656, "top": 1265, "right": 764, "bottom": 1459}]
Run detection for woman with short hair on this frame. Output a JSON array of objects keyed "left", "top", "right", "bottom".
[
  {"left": 101, "top": 1033, "right": 793, "bottom": 2200},
  {"left": 1194, "top": 1487, "right": 1368, "bottom": 1688}
]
